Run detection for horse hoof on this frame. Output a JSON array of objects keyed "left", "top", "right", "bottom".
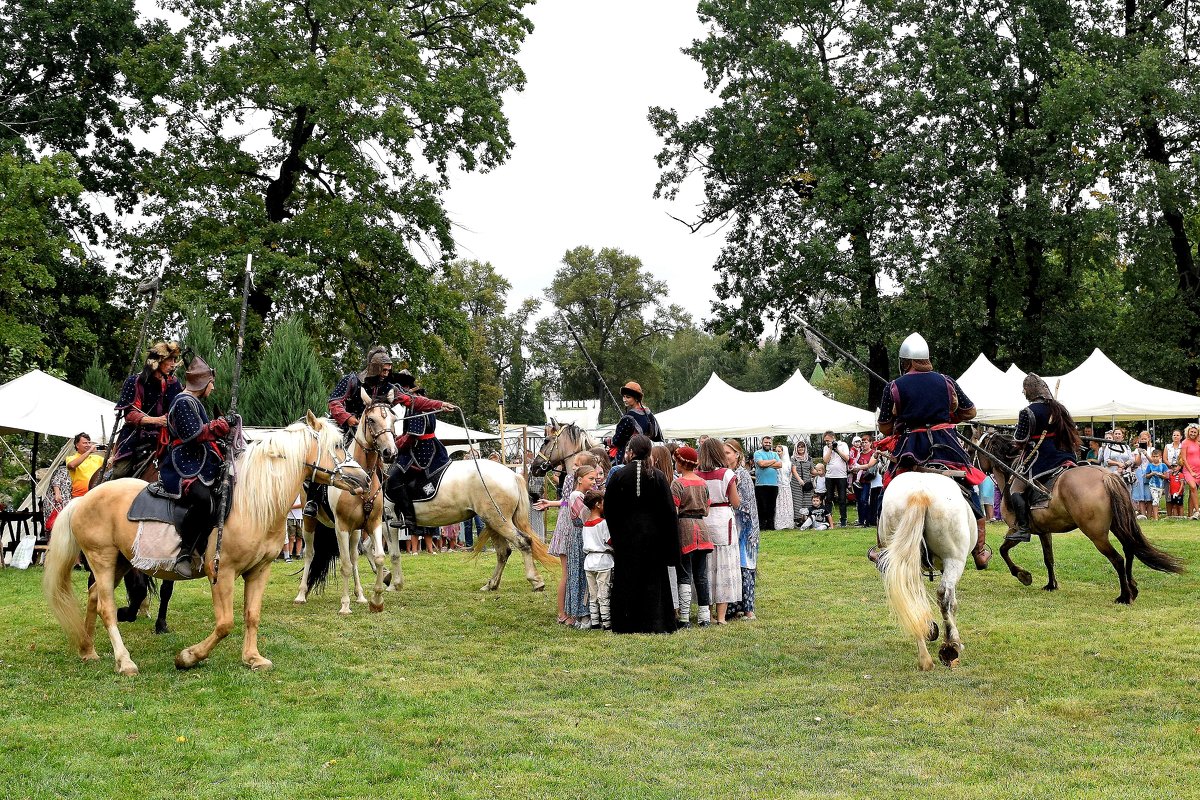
[
  {"left": 1114, "top": 595, "right": 1132, "bottom": 605},
  {"left": 118, "top": 663, "right": 140, "bottom": 677},
  {"left": 479, "top": 584, "right": 497, "bottom": 592},
  {"left": 355, "top": 597, "right": 368, "bottom": 604},
  {"left": 244, "top": 657, "right": 273, "bottom": 671},
  {"left": 80, "top": 651, "right": 100, "bottom": 663},
  {"left": 1017, "top": 571, "right": 1033, "bottom": 586},
  {"left": 174, "top": 650, "right": 199, "bottom": 670},
  {"left": 369, "top": 601, "right": 384, "bottom": 613},
  {"left": 1041, "top": 583, "right": 1057, "bottom": 592},
  {"left": 532, "top": 583, "right": 546, "bottom": 593},
  {"left": 338, "top": 608, "right": 353, "bottom": 616},
  {"left": 385, "top": 584, "right": 396, "bottom": 592},
  {"left": 938, "top": 643, "right": 961, "bottom": 668},
  {"left": 927, "top": 621, "right": 940, "bottom": 642},
  {"left": 293, "top": 597, "right": 307, "bottom": 605},
  {"left": 154, "top": 623, "right": 170, "bottom": 635},
  {"left": 918, "top": 657, "right": 935, "bottom": 672}
]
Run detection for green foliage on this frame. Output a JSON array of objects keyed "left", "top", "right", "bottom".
[
  {"left": 241, "top": 317, "right": 331, "bottom": 426},
  {"left": 531, "top": 246, "right": 684, "bottom": 422},
  {"left": 80, "top": 354, "right": 116, "bottom": 401},
  {"left": 125, "top": 0, "right": 535, "bottom": 373},
  {"left": 181, "top": 307, "right": 233, "bottom": 414}
]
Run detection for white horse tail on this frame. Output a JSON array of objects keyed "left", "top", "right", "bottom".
[
  {"left": 43, "top": 502, "right": 85, "bottom": 651},
  {"left": 881, "top": 491, "right": 935, "bottom": 644},
  {"left": 514, "top": 473, "right": 556, "bottom": 567}
]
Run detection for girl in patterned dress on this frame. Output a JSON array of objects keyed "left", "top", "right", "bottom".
[
  {"left": 566, "top": 464, "right": 598, "bottom": 628},
  {"left": 726, "top": 438, "right": 760, "bottom": 620},
  {"left": 698, "top": 437, "right": 741, "bottom": 624}
]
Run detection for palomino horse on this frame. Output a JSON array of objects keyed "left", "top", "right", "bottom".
[
  {"left": 876, "top": 472, "right": 975, "bottom": 671},
  {"left": 294, "top": 390, "right": 398, "bottom": 614},
  {"left": 975, "top": 432, "right": 1184, "bottom": 603},
  {"left": 43, "top": 413, "right": 369, "bottom": 675}
]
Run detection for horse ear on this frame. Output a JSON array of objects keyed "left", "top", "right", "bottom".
[
  {"left": 306, "top": 409, "right": 319, "bottom": 428},
  {"left": 360, "top": 386, "right": 372, "bottom": 406}
]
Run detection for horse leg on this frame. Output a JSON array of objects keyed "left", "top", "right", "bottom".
[
  {"left": 351, "top": 528, "right": 369, "bottom": 605},
  {"left": 936, "top": 559, "right": 965, "bottom": 668},
  {"left": 95, "top": 559, "right": 138, "bottom": 676},
  {"left": 81, "top": 581, "right": 101, "bottom": 662},
  {"left": 1119, "top": 540, "right": 1139, "bottom": 601},
  {"left": 368, "top": 518, "right": 389, "bottom": 613},
  {"left": 481, "top": 535, "right": 509, "bottom": 592},
  {"left": 385, "top": 524, "right": 404, "bottom": 593},
  {"left": 155, "top": 580, "right": 175, "bottom": 635},
  {"left": 176, "top": 567, "right": 236, "bottom": 669},
  {"left": 1089, "top": 532, "right": 1133, "bottom": 604},
  {"left": 335, "top": 524, "right": 355, "bottom": 615},
  {"left": 117, "top": 569, "right": 147, "bottom": 623},
  {"left": 999, "top": 538, "right": 1033, "bottom": 586},
  {"left": 293, "top": 525, "right": 314, "bottom": 604},
  {"left": 1037, "top": 532, "right": 1058, "bottom": 592},
  {"left": 241, "top": 559, "right": 274, "bottom": 670}
]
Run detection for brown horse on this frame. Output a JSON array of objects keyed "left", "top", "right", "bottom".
[
  {"left": 294, "top": 391, "right": 399, "bottom": 614},
  {"left": 975, "top": 432, "right": 1184, "bottom": 603},
  {"left": 43, "top": 413, "right": 369, "bottom": 675}
]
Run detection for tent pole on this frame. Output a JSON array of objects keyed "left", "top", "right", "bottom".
[{"left": 30, "top": 432, "right": 39, "bottom": 537}]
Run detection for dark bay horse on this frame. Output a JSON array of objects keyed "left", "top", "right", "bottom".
[{"left": 975, "top": 432, "right": 1184, "bottom": 603}]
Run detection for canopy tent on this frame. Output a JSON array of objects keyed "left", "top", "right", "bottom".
[
  {"left": 959, "top": 349, "right": 1200, "bottom": 424},
  {"left": 0, "top": 370, "right": 117, "bottom": 440},
  {"left": 653, "top": 372, "right": 875, "bottom": 439},
  {"left": 955, "top": 354, "right": 1028, "bottom": 424}
]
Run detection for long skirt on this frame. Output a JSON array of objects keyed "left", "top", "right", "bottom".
[
  {"left": 791, "top": 469, "right": 812, "bottom": 522},
  {"left": 775, "top": 477, "right": 794, "bottom": 530},
  {"left": 728, "top": 568, "right": 756, "bottom": 615},
  {"left": 565, "top": 523, "right": 590, "bottom": 619},
  {"left": 708, "top": 543, "right": 743, "bottom": 605}
]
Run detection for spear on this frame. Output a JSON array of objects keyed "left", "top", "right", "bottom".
[{"left": 211, "top": 255, "right": 252, "bottom": 581}]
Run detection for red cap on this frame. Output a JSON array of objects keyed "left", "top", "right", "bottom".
[{"left": 676, "top": 446, "right": 699, "bottom": 465}]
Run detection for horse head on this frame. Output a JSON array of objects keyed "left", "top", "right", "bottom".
[
  {"left": 305, "top": 410, "right": 370, "bottom": 493},
  {"left": 973, "top": 429, "right": 1018, "bottom": 474},
  {"left": 530, "top": 420, "right": 583, "bottom": 477},
  {"left": 357, "top": 387, "right": 399, "bottom": 464}
]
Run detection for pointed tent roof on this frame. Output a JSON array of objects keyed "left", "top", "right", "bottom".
[
  {"left": 0, "top": 370, "right": 117, "bottom": 439},
  {"left": 1053, "top": 349, "right": 1200, "bottom": 421},
  {"left": 653, "top": 371, "right": 875, "bottom": 438},
  {"left": 810, "top": 362, "right": 826, "bottom": 384},
  {"left": 956, "top": 355, "right": 1028, "bottom": 424}
]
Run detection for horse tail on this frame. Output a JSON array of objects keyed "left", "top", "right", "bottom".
[
  {"left": 304, "top": 520, "right": 339, "bottom": 593},
  {"left": 42, "top": 502, "right": 86, "bottom": 651},
  {"left": 514, "top": 474, "right": 557, "bottom": 568},
  {"left": 1103, "top": 473, "right": 1185, "bottom": 574},
  {"left": 881, "top": 491, "right": 935, "bottom": 644}
]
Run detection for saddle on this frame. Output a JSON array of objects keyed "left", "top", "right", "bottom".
[
  {"left": 1027, "top": 465, "right": 1074, "bottom": 510},
  {"left": 407, "top": 462, "right": 451, "bottom": 503},
  {"left": 128, "top": 485, "right": 188, "bottom": 528}
]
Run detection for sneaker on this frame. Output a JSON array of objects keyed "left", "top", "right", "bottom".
[
  {"left": 1136, "top": 514, "right": 1148, "bottom": 520},
  {"left": 1192, "top": 511, "right": 1200, "bottom": 521}
]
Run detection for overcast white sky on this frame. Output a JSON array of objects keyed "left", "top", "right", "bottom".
[{"left": 442, "top": 1, "right": 726, "bottom": 317}]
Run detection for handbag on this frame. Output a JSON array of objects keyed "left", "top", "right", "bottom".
[{"left": 45, "top": 508, "right": 59, "bottom": 531}]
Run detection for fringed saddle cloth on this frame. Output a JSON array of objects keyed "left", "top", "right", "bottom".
[{"left": 131, "top": 521, "right": 189, "bottom": 573}]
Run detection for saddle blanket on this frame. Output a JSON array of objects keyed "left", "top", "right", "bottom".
[
  {"left": 128, "top": 485, "right": 187, "bottom": 528},
  {"left": 411, "top": 463, "right": 451, "bottom": 504},
  {"left": 131, "top": 521, "right": 187, "bottom": 573}
]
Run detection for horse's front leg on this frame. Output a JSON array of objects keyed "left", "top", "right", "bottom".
[
  {"left": 369, "top": 515, "right": 389, "bottom": 612},
  {"left": 936, "top": 560, "right": 965, "bottom": 668},
  {"left": 293, "top": 524, "right": 314, "bottom": 604},
  {"left": 999, "top": 538, "right": 1034, "bottom": 586},
  {"left": 335, "top": 524, "right": 355, "bottom": 615},
  {"left": 241, "top": 558, "right": 274, "bottom": 670},
  {"left": 176, "top": 567, "right": 236, "bottom": 669},
  {"left": 1037, "top": 532, "right": 1058, "bottom": 591}
]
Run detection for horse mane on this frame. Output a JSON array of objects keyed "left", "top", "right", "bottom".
[{"left": 231, "top": 419, "right": 339, "bottom": 533}]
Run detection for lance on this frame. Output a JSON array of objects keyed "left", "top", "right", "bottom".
[
  {"left": 797, "top": 318, "right": 889, "bottom": 387},
  {"left": 97, "top": 274, "right": 162, "bottom": 480},
  {"left": 557, "top": 311, "right": 622, "bottom": 415},
  {"left": 211, "top": 254, "right": 253, "bottom": 581}
]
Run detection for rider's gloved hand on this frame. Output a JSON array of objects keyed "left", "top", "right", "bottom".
[{"left": 207, "top": 417, "right": 231, "bottom": 438}]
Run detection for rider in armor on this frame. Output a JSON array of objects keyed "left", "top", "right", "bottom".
[
  {"left": 158, "top": 356, "right": 231, "bottom": 578},
  {"left": 383, "top": 370, "right": 458, "bottom": 529},
  {"left": 1006, "top": 373, "right": 1081, "bottom": 543},
  {"left": 875, "top": 332, "right": 991, "bottom": 569},
  {"left": 610, "top": 381, "right": 663, "bottom": 465},
  {"left": 305, "top": 346, "right": 403, "bottom": 527},
  {"left": 111, "top": 341, "right": 182, "bottom": 479}
]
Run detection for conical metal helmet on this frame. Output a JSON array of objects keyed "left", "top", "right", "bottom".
[{"left": 898, "top": 332, "right": 929, "bottom": 363}]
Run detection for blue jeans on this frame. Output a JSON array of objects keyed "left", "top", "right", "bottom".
[{"left": 463, "top": 515, "right": 483, "bottom": 546}]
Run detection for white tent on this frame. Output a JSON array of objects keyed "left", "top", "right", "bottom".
[
  {"left": 956, "top": 354, "right": 1028, "bottom": 424},
  {"left": 0, "top": 370, "right": 117, "bottom": 440},
  {"left": 959, "top": 349, "right": 1200, "bottom": 423},
  {"left": 1054, "top": 349, "right": 1200, "bottom": 422},
  {"left": 653, "top": 372, "right": 875, "bottom": 438}
]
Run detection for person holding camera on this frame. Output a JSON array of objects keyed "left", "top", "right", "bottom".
[
  {"left": 821, "top": 431, "right": 851, "bottom": 528},
  {"left": 66, "top": 433, "right": 106, "bottom": 498}
]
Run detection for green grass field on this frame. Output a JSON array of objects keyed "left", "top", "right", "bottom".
[{"left": 2, "top": 518, "right": 1199, "bottom": 799}]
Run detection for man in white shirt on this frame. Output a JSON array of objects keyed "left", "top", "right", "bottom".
[{"left": 822, "top": 431, "right": 851, "bottom": 527}]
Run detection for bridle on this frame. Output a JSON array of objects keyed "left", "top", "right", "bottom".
[
  {"left": 305, "top": 426, "right": 365, "bottom": 489},
  {"left": 531, "top": 422, "right": 591, "bottom": 476},
  {"left": 355, "top": 401, "right": 397, "bottom": 461}
]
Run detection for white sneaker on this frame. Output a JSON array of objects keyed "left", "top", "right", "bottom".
[
  {"left": 1136, "top": 514, "right": 1148, "bottom": 520},
  {"left": 1191, "top": 511, "right": 1200, "bottom": 520}
]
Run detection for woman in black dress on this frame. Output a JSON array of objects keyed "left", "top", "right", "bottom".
[{"left": 604, "top": 435, "right": 681, "bottom": 634}]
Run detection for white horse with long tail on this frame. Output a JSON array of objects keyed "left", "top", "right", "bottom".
[{"left": 876, "top": 471, "right": 975, "bottom": 671}]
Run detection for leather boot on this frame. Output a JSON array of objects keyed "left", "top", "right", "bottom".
[
  {"left": 972, "top": 518, "right": 991, "bottom": 570},
  {"left": 384, "top": 466, "right": 418, "bottom": 529},
  {"left": 1006, "top": 492, "right": 1032, "bottom": 542}
]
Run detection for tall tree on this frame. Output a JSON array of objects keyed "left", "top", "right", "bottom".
[
  {"left": 241, "top": 316, "right": 331, "bottom": 426},
  {"left": 531, "top": 246, "right": 682, "bottom": 421},
  {"left": 126, "top": 0, "right": 535, "bottom": 370},
  {"left": 651, "top": 0, "right": 912, "bottom": 406}
]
